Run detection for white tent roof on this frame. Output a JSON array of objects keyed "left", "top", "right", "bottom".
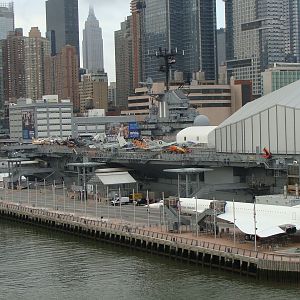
[
  {"left": 219, "top": 79, "right": 300, "bottom": 127},
  {"left": 0, "top": 173, "right": 9, "bottom": 182},
  {"left": 96, "top": 171, "right": 136, "bottom": 186}
]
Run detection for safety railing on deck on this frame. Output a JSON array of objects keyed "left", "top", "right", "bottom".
[{"left": 1, "top": 200, "right": 300, "bottom": 264}]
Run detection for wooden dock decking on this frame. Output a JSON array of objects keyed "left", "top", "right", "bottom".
[{"left": 1, "top": 200, "right": 300, "bottom": 283}]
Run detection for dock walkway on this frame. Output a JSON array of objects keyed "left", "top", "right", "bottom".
[{"left": 1, "top": 200, "right": 300, "bottom": 283}]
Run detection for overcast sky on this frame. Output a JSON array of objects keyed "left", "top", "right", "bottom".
[{"left": 14, "top": 0, "right": 225, "bottom": 82}]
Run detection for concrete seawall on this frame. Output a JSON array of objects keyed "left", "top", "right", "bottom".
[{"left": 1, "top": 201, "right": 300, "bottom": 283}]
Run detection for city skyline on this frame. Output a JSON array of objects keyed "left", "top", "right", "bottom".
[{"left": 12, "top": 0, "right": 225, "bottom": 82}]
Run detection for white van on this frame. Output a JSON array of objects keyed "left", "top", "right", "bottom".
[{"left": 110, "top": 197, "right": 130, "bottom": 206}]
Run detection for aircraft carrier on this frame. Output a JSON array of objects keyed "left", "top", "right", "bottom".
[{"left": 0, "top": 141, "right": 297, "bottom": 203}]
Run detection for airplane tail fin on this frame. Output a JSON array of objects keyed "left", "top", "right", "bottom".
[{"left": 117, "top": 135, "right": 127, "bottom": 148}]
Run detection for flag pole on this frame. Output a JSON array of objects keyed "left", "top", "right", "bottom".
[
  {"left": 233, "top": 198, "right": 236, "bottom": 246},
  {"left": 177, "top": 173, "right": 181, "bottom": 234},
  {"left": 35, "top": 178, "right": 38, "bottom": 207},
  {"left": 162, "top": 192, "right": 165, "bottom": 231},
  {"left": 27, "top": 178, "right": 30, "bottom": 205},
  {"left": 254, "top": 200, "right": 257, "bottom": 251},
  {"left": 147, "top": 190, "right": 150, "bottom": 227},
  {"left": 133, "top": 188, "right": 136, "bottom": 227},
  {"left": 63, "top": 181, "right": 66, "bottom": 213},
  {"left": 196, "top": 196, "right": 198, "bottom": 237},
  {"left": 107, "top": 185, "right": 110, "bottom": 221},
  {"left": 96, "top": 184, "right": 98, "bottom": 219},
  {"left": 119, "top": 186, "right": 122, "bottom": 224},
  {"left": 213, "top": 197, "right": 216, "bottom": 239},
  {"left": 44, "top": 179, "right": 46, "bottom": 207}
]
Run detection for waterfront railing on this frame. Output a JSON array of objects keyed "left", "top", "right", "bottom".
[{"left": 1, "top": 201, "right": 300, "bottom": 265}]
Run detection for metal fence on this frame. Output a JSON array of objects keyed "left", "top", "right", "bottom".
[{"left": 1, "top": 201, "right": 300, "bottom": 265}]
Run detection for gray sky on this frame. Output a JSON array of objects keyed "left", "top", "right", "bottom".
[{"left": 14, "top": 0, "right": 225, "bottom": 82}]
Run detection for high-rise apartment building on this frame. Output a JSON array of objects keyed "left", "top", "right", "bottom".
[
  {"left": 45, "top": 45, "right": 79, "bottom": 111},
  {"left": 46, "top": 0, "right": 80, "bottom": 61},
  {"left": 217, "top": 28, "right": 226, "bottom": 66},
  {"left": 24, "top": 27, "right": 51, "bottom": 100},
  {"left": 2, "top": 29, "right": 26, "bottom": 103},
  {"left": 0, "top": 2, "right": 14, "bottom": 40},
  {"left": 225, "top": 0, "right": 300, "bottom": 97},
  {"left": 115, "top": 16, "right": 133, "bottom": 109},
  {"left": 108, "top": 82, "right": 117, "bottom": 107},
  {"left": 141, "top": 0, "right": 217, "bottom": 83},
  {"left": 130, "top": 0, "right": 144, "bottom": 90},
  {"left": 0, "top": 41, "right": 4, "bottom": 111},
  {"left": 82, "top": 6, "right": 104, "bottom": 73},
  {"left": 79, "top": 72, "right": 108, "bottom": 113}
]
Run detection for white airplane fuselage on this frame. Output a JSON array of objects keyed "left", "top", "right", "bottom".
[{"left": 180, "top": 197, "right": 300, "bottom": 238}]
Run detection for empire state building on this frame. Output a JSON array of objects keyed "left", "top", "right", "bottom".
[{"left": 82, "top": 6, "right": 104, "bottom": 73}]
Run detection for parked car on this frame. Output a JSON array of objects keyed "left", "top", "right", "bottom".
[
  {"left": 133, "top": 198, "right": 147, "bottom": 206},
  {"left": 110, "top": 197, "right": 130, "bottom": 206}
]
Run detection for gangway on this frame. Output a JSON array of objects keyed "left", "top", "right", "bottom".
[
  {"left": 194, "top": 200, "right": 227, "bottom": 231},
  {"left": 161, "top": 201, "right": 190, "bottom": 232}
]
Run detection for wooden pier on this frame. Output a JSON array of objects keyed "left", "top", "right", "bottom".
[{"left": 1, "top": 200, "right": 300, "bottom": 283}]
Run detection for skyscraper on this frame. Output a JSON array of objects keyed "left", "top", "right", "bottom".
[
  {"left": 0, "top": 2, "right": 14, "bottom": 113},
  {"left": 0, "top": 41, "right": 5, "bottom": 111},
  {"left": 0, "top": 2, "right": 14, "bottom": 40},
  {"left": 82, "top": 6, "right": 104, "bottom": 73},
  {"left": 46, "top": 0, "right": 80, "bottom": 62},
  {"left": 2, "top": 29, "right": 26, "bottom": 103},
  {"left": 225, "top": 0, "right": 300, "bottom": 97},
  {"left": 130, "top": 0, "right": 144, "bottom": 90},
  {"left": 142, "top": 0, "right": 217, "bottom": 83},
  {"left": 115, "top": 17, "right": 133, "bottom": 108},
  {"left": 24, "top": 27, "right": 51, "bottom": 100},
  {"left": 79, "top": 73, "right": 108, "bottom": 113},
  {"left": 45, "top": 45, "right": 79, "bottom": 111}
]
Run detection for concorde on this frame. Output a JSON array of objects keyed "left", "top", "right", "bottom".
[{"left": 179, "top": 198, "right": 300, "bottom": 238}]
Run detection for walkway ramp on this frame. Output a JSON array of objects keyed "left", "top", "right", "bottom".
[{"left": 161, "top": 204, "right": 191, "bottom": 232}]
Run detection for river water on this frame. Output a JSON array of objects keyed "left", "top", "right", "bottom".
[{"left": 0, "top": 219, "right": 299, "bottom": 300}]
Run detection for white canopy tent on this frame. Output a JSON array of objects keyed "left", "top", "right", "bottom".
[{"left": 96, "top": 171, "right": 136, "bottom": 186}]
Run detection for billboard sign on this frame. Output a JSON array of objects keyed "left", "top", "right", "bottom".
[
  {"left": 105, "top": 122, "right": 140, "bottom": 141},
  {"left": 128, "top": 122, "right": 140, "bottom": 139},
  {"left": 22, "top": 110, "right": 35, "bottom": 140}
]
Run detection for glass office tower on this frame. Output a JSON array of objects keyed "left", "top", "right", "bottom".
[
  {"left": 142, "top": 0, "right": 217, "bottom": 83},
  {"left": 225, "top": 0, "right": 300, "bottom": 97},
  {"left": 0, "top": 2, "right": 14, "bottom": 40},
  {"left": 46, "top": 0, "right": 80, "bottom": 61}
]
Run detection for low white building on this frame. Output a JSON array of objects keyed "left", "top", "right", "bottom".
[
  {"left": 9, "top": 95, "right": 73, "bottom": 140},
  {"left": 176, "top": 126, "right": 216, "bottom": 145}
]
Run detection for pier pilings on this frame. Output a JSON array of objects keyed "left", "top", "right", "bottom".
[{"left": 1, "top": 201, "right": 300, "bottom": 283}]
